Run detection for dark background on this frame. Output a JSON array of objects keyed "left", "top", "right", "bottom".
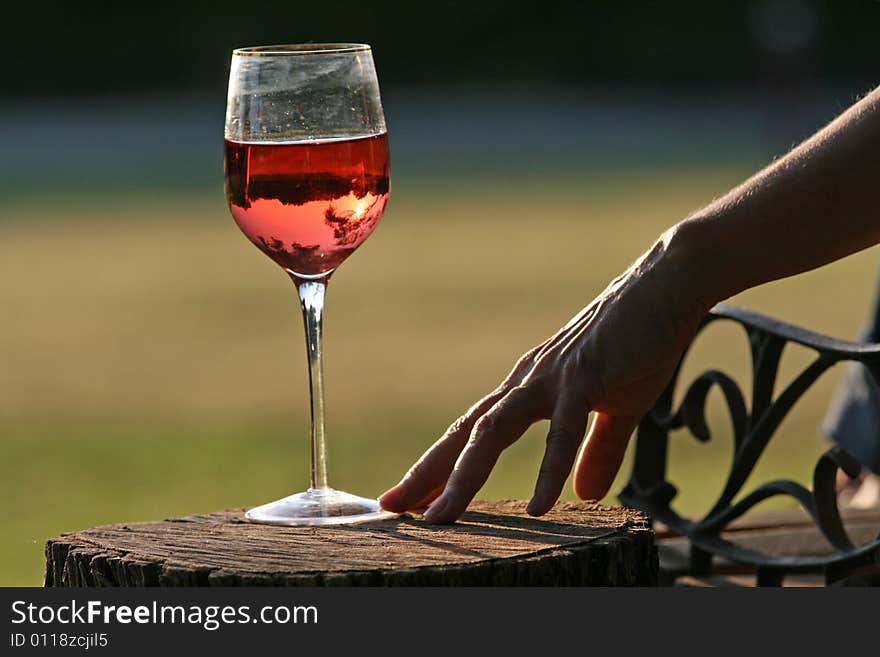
[
  {"left": 8, "top": 1, "right": 880, "bottom": 98},
  {"left": 7, "top": 0, "right": 880, "bottom": 196}
]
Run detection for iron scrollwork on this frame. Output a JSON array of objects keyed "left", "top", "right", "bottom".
[{"left": 619, "top": 304, "right": 880, "bottom": 585}]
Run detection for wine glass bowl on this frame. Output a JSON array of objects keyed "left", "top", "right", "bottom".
[
  {"left": 224, "top": 133, "right": 389, "bottom": 279},
  {"left": 224, "top": 44, "right": 395, "bottom": 525}
]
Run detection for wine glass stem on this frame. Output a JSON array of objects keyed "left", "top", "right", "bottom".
[{"left": 297, "top": 279, "right": 329, "bottom": 491}]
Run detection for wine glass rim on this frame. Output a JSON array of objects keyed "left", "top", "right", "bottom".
[{"left": 233, "top": 43, "right": 372, "bottom": 56}]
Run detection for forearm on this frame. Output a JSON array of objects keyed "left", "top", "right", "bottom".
[{"left": 663, "top": 85, "right": 880, "bottom": 310}]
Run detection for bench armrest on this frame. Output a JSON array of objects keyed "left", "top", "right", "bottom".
[{"left": 619, "top": 304, "right": 880, "bottom": 584}]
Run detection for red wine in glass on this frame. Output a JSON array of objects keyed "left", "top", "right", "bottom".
[{"left": 224, "top": 133, "right": 390, "bottom": 278}]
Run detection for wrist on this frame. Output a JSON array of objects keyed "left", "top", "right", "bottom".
[{"left": 652, "top": 218, "right": 725, "bottom": 321}]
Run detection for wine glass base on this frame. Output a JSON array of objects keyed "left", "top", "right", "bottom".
[{"left": 244, "top": 487, "right": 398, "bottom": 526}]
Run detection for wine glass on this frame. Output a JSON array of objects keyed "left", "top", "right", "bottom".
[{"left": 224, "top": 44, "right": 394, "bottom": 525}]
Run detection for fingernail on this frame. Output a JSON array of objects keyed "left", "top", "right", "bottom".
[
  {"left": 378, "top": 482, "right": 407, "bottom": 511},
  {"left": 423, "top": 496, "right": 449, "bottom": 523},
  {"left": 378, "top": 483, "right": 398, "bottom": 500}
]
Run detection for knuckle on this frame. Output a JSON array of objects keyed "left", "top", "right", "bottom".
[
  {"left": 518, "top": 344, "right": 543, "bottom": 365},
  {"left": 472, "top": 413, "right": 496, "bottom": 439},
  {"left": 508, "top": 340, "right": 552, "bottom": 381},
  {"left": 446, "top": 414, "right": 470, "bottom": 436},
  {"left": 531, "top": 350, "right": 555, "bottom": 373},
  {"left": 505, "top": 383, "right": 549, "bottom": 418},
  {"left": 507, "top": 384, "right": 532, "bottom": 398},
  {"left": 546, "top": 425, "right": 576, "bottom": 445},
  {"left": 510, "top": 382, "right": 553, "bottom": 419},
  {"left": 520, "top": 366, "right": 553, "bottom": 394},
  {"left": 560, "top": 346, "right": 593, "bottom": 385}
]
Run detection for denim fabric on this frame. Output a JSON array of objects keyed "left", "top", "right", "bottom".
[{"left": 822, "top": 271, "right": 880, "bottom": 474}]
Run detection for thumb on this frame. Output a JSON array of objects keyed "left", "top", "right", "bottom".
[{"left": 573, "top": 412, "right": 639, "bottom": 501}]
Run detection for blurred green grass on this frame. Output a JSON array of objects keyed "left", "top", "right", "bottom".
[{"left": 2, "top": 166, "right": 878, "bottom": 585}]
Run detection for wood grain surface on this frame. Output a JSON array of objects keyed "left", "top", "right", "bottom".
[{"left": 44, "top": 500, "right": 657, "bottom": 587}]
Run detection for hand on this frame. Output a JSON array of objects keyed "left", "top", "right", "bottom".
[{"left": 379, "top": 234, "right": 708, "bottom": 523}]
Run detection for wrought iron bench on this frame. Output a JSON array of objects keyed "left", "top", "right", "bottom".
[{"left": 619, "top": 304, "right": 880, "bottom": 586}]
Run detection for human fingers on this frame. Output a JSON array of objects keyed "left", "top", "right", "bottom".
[
  {"left": 572, "top": 412, "right": 639, "bottom": 501},
  {"left": 378, "top": 390, "right": 506, "bottom": 512},
  {"left": 526, "top": 387, "right": 592, "bottom": 516},
  {"left": 423, "top": 386, "right": 541, "bottom": 523}
]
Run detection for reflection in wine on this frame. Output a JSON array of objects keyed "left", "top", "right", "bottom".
[{"left": 224, "top": 133, "right": 390, "bottom": 278}]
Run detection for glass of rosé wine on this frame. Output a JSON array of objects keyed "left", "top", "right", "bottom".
[{"left": 224, "top": 44, "right": 394, "bottom": 525}]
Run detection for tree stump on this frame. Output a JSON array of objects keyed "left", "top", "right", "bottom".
[{"left": 44, "top": 500, "right": 657, "bottom": 586}]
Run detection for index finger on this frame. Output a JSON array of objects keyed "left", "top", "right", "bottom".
[
  {"left": 378, "top": 389, "right": 506, "bottom": 512},
  {"left": 423, "top": 385, "right": 542, "bottom": 523}
]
